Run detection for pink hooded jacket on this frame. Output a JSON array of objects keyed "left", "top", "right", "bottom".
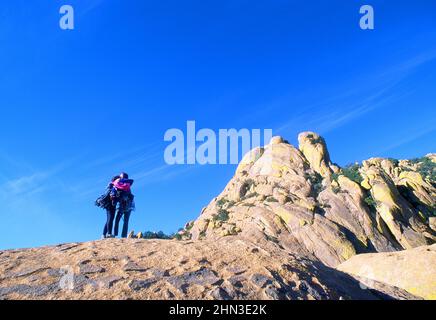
[{"left": 112, "top": 178, "right": 133, "bottom": 192}]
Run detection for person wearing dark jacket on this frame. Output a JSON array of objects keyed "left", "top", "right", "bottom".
[
  {"left": 101, "top": 176, "right": 120, "bottom": 238},
  {"left": 112, "top": 173, "right": 135, "bottom": 238}
]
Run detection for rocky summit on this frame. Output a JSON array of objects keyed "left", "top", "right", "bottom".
[
  {"left": 0, "top": 132, "right": 435, "bottom": 300},
  {"left": 189, "top": 132, "right": 435, "bottom": 267}
]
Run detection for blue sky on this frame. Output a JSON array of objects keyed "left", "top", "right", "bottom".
[{"left": 0, "top": 0, "right": 435, "bottom": 250}]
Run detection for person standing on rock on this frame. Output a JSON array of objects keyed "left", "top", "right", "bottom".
[
  {"left": 112, "top": 172, "right": 135, "bottom": 238},
  {"left": 96, "top": 176, "right": 120, "bottom": 239}
]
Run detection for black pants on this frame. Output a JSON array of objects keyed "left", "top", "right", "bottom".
[
  {"left": 103, "top": 207, "right": 115, "bottom": 236},
  {"left": 114, "top": 209, "right": 131, "bottom": 238}
]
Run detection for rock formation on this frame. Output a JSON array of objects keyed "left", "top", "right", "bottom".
[
  {"left": 338, "top": 244, "right": 436, "bottom": 300},
  {"left": 190, "top": 132, "right": 435, "bottom": 267},
  {"left": 0, "top": 239, "right": 420, "bottom": 300},
  {"left": 0, "top": 132, "right": 434, "bottom": 300}
]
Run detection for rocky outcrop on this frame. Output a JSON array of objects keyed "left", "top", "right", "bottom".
[
  {"left": 0, "top": 239, "right": 420, "bottom": 300},
  {"left": 298, "top": 132, "right": 336, "bottom": 177},
  {"left": 190, "top": 132, "right": 435, "bottom": 267},
  {"left": 338, "top": 244, "right": 436, "bottom": 300},
  {"left": 360, "top": 160, "right": 434, "bottom": 249}
]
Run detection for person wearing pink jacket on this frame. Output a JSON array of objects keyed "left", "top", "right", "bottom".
[{"left": 111, "top": 172, "right": 135, "bottom": 238}]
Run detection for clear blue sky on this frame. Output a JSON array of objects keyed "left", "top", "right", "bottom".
[{"left": 1, "top": 1, "right": 435, "bottom": 250}]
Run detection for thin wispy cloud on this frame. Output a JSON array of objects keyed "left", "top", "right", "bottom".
[
  {"left": 274, "top": 49, "right": 436, "bottom": 136},
  {"left": 131, "top": 144, "right": 199, "bottom": 187},
  {"left": 378, "top": 48, "right": 436, "bottom": 79},
  {"left": 81, "top": 0, "right": 106, "bottom": 15},
  {"left": 315, "top": 89, "right": 414, "bottom": 134},
  {"left": 69, "top": 141, "right": 189, "bottom": 199},
  {"left": 376, "top": 125, "right": 436, "bottom": 156},
  {"left": 6, "top": 172, "right": 49, "bottom": 196},
  {"left": 0, "top": 156, "right": 80, "bottom": 206},
  {"left": 84, "top": 142, "right": 161, "bottom": 169}
]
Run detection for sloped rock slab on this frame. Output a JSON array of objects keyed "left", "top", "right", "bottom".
[
  {"left": 4, "top": 267, "right": 49, "bottom": 279},
  {"left": 72, "top": 274, "right": 98, "bottom": 293},
  {"left": 209, "top": 287, "right": 233, "bottom": 300},
  {"left": 129, "top": 279, "right": 158, "bottom": 291},
  {"left": 264, "top": 284, "right": 283, "bottom": 300},
  {"left": 47, "top": 268, "right": 64, "bottom": 278},
  {"left": 228, "top": 275, "right": 247, "bottom": 288},
  {"left": 298, "top": 280, "right": 326, "bottom": 300},
  {"left": 0, "top": 283, "right": 60, "bottom": 299},
  {"left": 250, "top": 274, "right": 273, "bottom": 288},
  {"left": 97, "top": 276, "right": 124, "bottom": 289},
  {"left": 79, "top": 263, "right": 105, "bottom": 275},
  {"left": 57, "top": 244, "right": 81, "bottom": 252},
  {"left": 226, "top": 266, "right": 247, "bottom": 275},
  {"left": 123, "top": 262, "right": 147, "bottom": 272},
  {"left": 167, "top": 268, "right": 222, "bottom": 294},
  {"left": 149, "top": 268, "right": 170, "bottom": 278}
]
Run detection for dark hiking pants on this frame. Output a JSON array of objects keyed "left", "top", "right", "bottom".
[
  {"left": 103, "top": 207, "right": 115, "bottom": 237},
  {"left": 114, "top": 209, "right": 131, "bottom": 238}
]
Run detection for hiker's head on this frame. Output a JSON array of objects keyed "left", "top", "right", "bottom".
[
  {"left": 112, "top": 176, "right": 120, "bottom": 182},
  {"left": 120, "top": 172, "right": 129, "bottom": 179}
]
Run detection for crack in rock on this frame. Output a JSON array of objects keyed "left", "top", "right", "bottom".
[{"left": 57, "top": 244, "right": 81, "bottom": 252}]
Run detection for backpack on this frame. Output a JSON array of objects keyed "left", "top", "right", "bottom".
[{"left": 95, "top": 191, "right": 112, "bottom": 210}]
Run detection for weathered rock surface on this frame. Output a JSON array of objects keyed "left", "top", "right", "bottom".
[
  {"left": 338, "top": 244, "right": 436, "bottom": 300},
  {"left": 0, "top": 239, "right": 419, "bottom": 300},
  {"left": 298, "top": 132, "right": 335, "bottom": 177},
  {"left": 190, "top": 132, "right": 435, "bottom": 267}
]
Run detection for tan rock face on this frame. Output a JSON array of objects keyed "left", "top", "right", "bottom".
[
  {"left": 298, "top": 132, "right": 333, "bottom": 177},
  {"left": 360, "top": 162, "right": 435, "bottom": 249},
  {"left": 426, "top": 153, "right": 436, "bottom": 164},
  {"left": 398, "top": 171, "right": 435, "bottom": 208},
  {"left": 190, "top": 132, "right": 435, "bottom": 268},
  {"left": 337, "top": 244, "right": 436, "bottom": 300},
  {"left": 0, "top": 239, "right": 419, "bottom": 300},
  {"left": 430, "top": 218, "right": 436, "bottom": 232}
]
